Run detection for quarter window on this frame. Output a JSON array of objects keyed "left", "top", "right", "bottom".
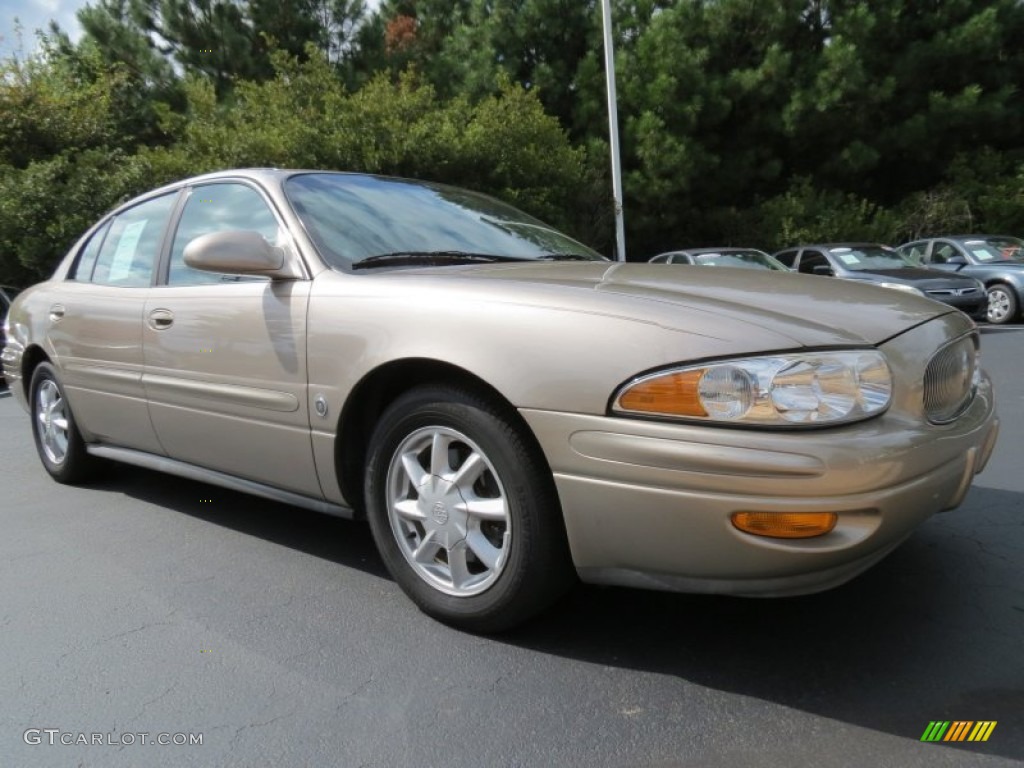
[
  {"left": 69, "top": 221, "right": 112, "bottom": 281},
  {"left": 168, "top": 184, "right": 280, "bottom": 286},
  {"left": 90, "top": 194, "right": 176, "bottom": 287}
]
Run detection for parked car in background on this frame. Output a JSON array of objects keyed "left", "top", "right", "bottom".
[
  {"left": 773, "top": 243, "right": 988, "bottom": 320},
  {"left": 897, "top": 236, "right": 1024, "bottom": 325},
  {"left": 1, "top": 285, "right": 23, "bottom": 386},
  {"left": 649, "top": 248, "right": 790, "bottom": 271},
  {"left": 2, "top": 170, "right": 999, "bottom": 631}
]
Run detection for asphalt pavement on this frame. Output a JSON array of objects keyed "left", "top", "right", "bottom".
[{"left": 1, "top": 326, "right": 1022, "bottom": 767}]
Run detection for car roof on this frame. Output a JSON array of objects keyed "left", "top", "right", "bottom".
[
  {"left": 792, "top": 242, "right": 890, "bottom": 250},
  {"left": 106, "top": 169, "right": 431, "bottom": 217},
  {"left": 945, "top": 234, "right": 1019, "bottom": 241},
  {"left": 655, "top": 246, "right": 766, "bottom": 257}
]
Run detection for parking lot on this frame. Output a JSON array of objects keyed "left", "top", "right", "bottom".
[{"left": 1, "top": 326, "right": 1021, "bottom": 768}]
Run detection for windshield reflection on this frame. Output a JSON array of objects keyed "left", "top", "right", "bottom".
[
  {"left": 692, "top": 250, "right": 787, "bottom": 270},
  {"left": 960, "top": 237, "right": 1024, "bottom": 263},
  {"left": 283, "top": 173, "right": 605, "bottom": 269},
  {"left": 829, "top": 246, "right": 906, "bottom": 271}
]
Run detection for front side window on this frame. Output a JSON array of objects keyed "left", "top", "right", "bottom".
[
  {"left": 798, "top": 251, "right": 831, "bottom": 274},
  {"left": 168, "top": 183, "right": 280, "bottom": 285},
  {"left": 90, "top": 194, "right": 176, "bottom": 287},
  {"left": 899, "top": 242, "right": 927, "bottom": 265},
  {"left": 931, "top": 242, "right": 961, "bottom": 264}
]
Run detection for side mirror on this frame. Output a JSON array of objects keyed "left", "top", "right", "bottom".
[
  {"left": 945, "top": 255, "right": 968, "bottom": 267},
  {"left": 183, "top": 230, "right": 301, "bottom": 279},
  {"left": 812, "top": 265, "right": 834, "bottom": 276}
]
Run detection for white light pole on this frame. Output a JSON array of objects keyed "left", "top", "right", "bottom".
[{"left": 600, "top": 0, "right": 626, "bottom": 262}]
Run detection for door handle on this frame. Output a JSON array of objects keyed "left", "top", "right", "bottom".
[
  {"left": 49, "top": 304, "right": 66, "bottom": 322},
  {"left": 147, "top": 308, "right": 174, "bottom": 330}
]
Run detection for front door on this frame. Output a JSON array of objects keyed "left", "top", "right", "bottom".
[{"left": 142, "top": 181, "right": 320, "bottom": 497}]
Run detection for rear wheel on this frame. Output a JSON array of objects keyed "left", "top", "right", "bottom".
[
  {"left": 30, "top": 362, "right": 100, "bottom": 483},
  {"left": 986, "top": 284, "right": 1018, "bottom": 324},
  {"left": 365, "top": 385, "right": 574, "bottom": 632}
]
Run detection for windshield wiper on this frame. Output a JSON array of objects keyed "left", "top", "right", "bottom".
[
  {"left": 351, "top": 251, "right": 529, "bottom": 270},
  {"left": 536, "top": 253, "right": 604, "bottom": 261}
]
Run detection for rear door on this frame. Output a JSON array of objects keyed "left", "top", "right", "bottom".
[
  {"left": 142, "top": 181, "right": 321, "bottom": 497},
  {"left": 46, "top": 192, "right": 177, "bottom": 453}
]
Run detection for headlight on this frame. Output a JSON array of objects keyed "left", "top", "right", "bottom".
[
  {"left": 877, "top": 282, "right": 924, "bottom": 296},
  {"left": 613, "top": 350, "right": 893, "bottom": 426}
]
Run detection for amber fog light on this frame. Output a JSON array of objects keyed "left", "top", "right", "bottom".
[{"left": 731, "top": 511, "right": 838, "bottom": 539}]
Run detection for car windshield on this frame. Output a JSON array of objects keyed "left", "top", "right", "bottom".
[
  {"left": 959, "top": 237, "right": 1024, "bottom": 263},
  {"left": 283, "top": 173, "right": 605, "bottom": 269},
  {"left": 828, "top": 246, "right": 905, "bottom": 271},
  {"left": 691, "top": 250, "right": 786, "bottom": 270}
]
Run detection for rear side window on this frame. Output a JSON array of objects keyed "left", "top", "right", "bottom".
[
  {"left": 90, "top": 194, "right": 176, "bottom": 287},
  {"left": 774, "top": 250, "right": 797, "bottom": 268}
]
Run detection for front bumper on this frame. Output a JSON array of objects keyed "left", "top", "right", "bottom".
[{"left": 522, "top": 319, "right": 999, "bottom": 597}]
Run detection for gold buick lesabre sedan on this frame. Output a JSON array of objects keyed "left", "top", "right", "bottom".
[{"left": 2, "top": 170, "right": 999, "bottom": 631}]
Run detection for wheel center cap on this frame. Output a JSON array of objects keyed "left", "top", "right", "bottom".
[{"left": 431, "top": 501, "right": 449, "bottom": 525}]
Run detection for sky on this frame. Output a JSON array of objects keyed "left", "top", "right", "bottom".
[
  {"left": 1, "top": 0, "right": 383, "bottom": 60},
  {"left": 1, "top": 0, "right": 85, "bottom": 58}
]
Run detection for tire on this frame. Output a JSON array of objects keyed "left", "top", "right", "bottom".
[
  {"left": 986, "top": 284, "right": 1018, "bottom": 325},
  {"left": 364, "top": 385, "right": 575, "bottom": 632},
  {"left": 29, "top": 362, "right": 100, "bottom": 484}
]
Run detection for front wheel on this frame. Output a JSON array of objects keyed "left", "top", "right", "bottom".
[
  {"left": 986, "top": 284, "right": 1019, "bottom": 325},
  {"left": 365, "top": 385, "right": 574, "bottom": 632}
]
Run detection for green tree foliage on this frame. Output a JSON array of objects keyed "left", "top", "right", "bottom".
[
  {"left": 0, "top": 46, "right": 591, "bottom": 282},
  {"left": 0, "top": 47, "right": 155, "bottom": 282},
  {"left": 148, "top": 50, "right": 589, "bottom": 232},
  {"left": 5, "top": 0, "right": 1024, "bottom": 281}
]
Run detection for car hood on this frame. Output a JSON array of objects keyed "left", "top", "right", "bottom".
[
  {"left": 387, "top": 261, "right": 950, "bottom": 348},
  {"left": 849, "top": 266, "right": 979, "bottom": 288}
]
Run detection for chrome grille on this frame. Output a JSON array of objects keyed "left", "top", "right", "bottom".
[
  {"left": 925, "top": 287, "right": 980, "bottom": 297},
  {"left": 923, "top": 334, "right": 978, "bottom": 423}
]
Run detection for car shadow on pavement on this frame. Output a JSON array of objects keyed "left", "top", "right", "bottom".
[
  {"left": 503, "top": 484, "right": 1024, "bottom": 761},
  {"left": 92, "top": 463, "right": 1022, "bottom": 759},
  {"left": 100, "top": 462, "right": 390, "bottom": 581}
]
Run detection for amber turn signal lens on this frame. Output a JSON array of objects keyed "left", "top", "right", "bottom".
[
  {"left": 618, "top": 370, "right": 708, "bottom": 417},
  {"left": 731, "top": 511, "right": 838, "bottom": 539}
]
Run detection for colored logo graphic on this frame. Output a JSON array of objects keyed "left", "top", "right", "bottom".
[{"left": 921, "top": 721, "right": 997, "bottom": 742}]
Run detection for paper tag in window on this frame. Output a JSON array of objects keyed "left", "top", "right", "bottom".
[{"left": 109, "top": 220, "right": 148, "bottom": 279}]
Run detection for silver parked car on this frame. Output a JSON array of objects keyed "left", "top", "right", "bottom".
[
  {"left": 649, "top": 247, "right": 790, "bottom": 270},
  {"left": 2, "top": 170, "right": 999, "bottom": 631}
]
